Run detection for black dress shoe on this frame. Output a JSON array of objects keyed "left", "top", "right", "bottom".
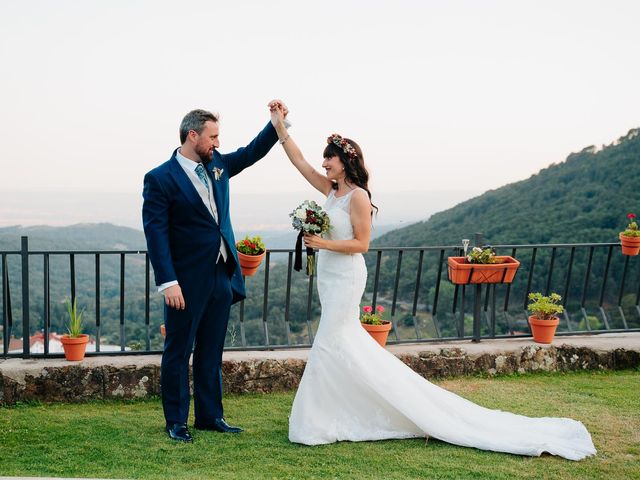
[
  {"left": 194, "top": 418, "right": 244, "bottom": 433},
  {"left": 166, "top": 423, "right": 193, "bottom": 442}
]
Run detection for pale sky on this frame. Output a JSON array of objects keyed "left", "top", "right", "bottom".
[{"left": 1, "top": 0, "right": 639, "bottom": 198}]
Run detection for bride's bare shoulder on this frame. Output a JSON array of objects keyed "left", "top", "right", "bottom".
[
  {"left": 350, "top": 188, "right": 369, "bottom": 201},
  {"left": 350, "top": 188, "right": 372, "bottom": 209}
]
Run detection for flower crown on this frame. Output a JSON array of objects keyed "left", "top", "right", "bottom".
[{"left": 327, "top": 133, "right": 357, "bottom": 159}]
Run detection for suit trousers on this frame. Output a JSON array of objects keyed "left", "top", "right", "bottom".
[{"left": 161, "top": 258, "right": 233, "bottom": 425}]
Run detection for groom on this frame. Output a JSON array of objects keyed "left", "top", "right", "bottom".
[{"left": 142, "top": 101, "right": 288, "bottom": 442}]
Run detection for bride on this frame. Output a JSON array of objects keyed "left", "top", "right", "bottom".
[{"left": 268, "top": 103, "right": 596, "bottom": 461}]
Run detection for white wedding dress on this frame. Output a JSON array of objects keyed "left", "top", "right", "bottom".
[{"left": 288, "top": 188, "right": 596, "bottom": 461}]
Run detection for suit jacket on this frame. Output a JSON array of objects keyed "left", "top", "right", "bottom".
[{"left": 142, "top": 122, "right": 278, "bottom": 306}]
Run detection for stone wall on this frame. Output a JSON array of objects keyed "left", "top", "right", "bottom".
[
  {"left": 1, "top": 342, "right": 638, "bottom": 406},
  {"left": 397, "top": 344, "right": 640, "bottom": 379}
]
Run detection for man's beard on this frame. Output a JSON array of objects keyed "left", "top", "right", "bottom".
[{"left": 195, "top": 145, "right": 213, "bottom": 163}]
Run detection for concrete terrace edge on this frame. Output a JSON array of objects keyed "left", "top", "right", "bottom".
[{"left": 1, "top": 333, "right": 638, "bottom": 406}]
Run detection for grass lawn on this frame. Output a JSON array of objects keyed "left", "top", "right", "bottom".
[{"left": 1, "top": 370, "right": 639, "bottom": 480}]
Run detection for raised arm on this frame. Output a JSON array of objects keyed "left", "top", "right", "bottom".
[
  {"left": 269, "top": 103, "right": 333, "bottom": 196},
  {"left": 224, "top": 121, "right": 279, "bottom": 178}
]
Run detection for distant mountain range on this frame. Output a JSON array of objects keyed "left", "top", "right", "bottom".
[
  {"left": 0, "top": 221, "right": 400, "bottom": 253},
  {"left": 0, "top": 189, "right": 480, "bottom": 236},
  {"left": 0, "top": 223, "right": 147, "bottom": 251}
]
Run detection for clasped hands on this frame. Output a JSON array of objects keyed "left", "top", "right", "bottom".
[{"left": 269, "top": 100, "right": 288, "bottom": 126}]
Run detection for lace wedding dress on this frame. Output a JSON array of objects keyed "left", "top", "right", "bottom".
[{"left": 288, "top": 188, "right": 596, "bottom": 461}]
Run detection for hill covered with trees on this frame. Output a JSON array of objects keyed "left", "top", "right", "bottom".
[{"left": 374, "top": 128, "right": 640, "bottom": 247}]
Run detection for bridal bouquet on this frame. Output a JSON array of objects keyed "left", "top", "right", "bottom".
[{"left": 290, "top": 200, "right": 330, "bottom": 275}]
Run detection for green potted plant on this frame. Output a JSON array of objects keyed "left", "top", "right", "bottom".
[
  {"left": 448, "top": 246, "right": 520, "bottom": 285},
  {"left": 527, "top": 292, "right": 564, "bottom": 344},
  {"left": 235, "top": 235, "right": 267, "bottom": 276},
  {"left": 60, "top": 298, "right": 89, "bottom": 361},
  {"left": 619, "top": 213, "right": 640, "bottom": 256},
  {"left": 360, "top": 305, "right": 392, "bottom": 347}
]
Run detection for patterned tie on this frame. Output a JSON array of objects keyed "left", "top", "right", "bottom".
[
  {"left": 194, "top": 162, "right": 226, "bottom": 262},
  {"left": 195, "top": 163, "right": 210, "bottom": 193}
]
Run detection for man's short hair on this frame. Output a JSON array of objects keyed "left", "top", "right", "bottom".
[{"left": 179, "top": 109, "right": 219, "bottom": 144}]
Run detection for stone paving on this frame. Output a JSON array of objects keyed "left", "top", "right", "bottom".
[{"left": 1, "top": 332, "right": 638, "bottom": 405}]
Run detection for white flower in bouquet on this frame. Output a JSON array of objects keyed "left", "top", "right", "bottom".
[{"left": 295, "top": 208, "right": 307, "bottom": 220}]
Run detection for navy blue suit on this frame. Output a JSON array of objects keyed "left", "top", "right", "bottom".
[{"left": 142, "top": 122, "right": 278, "bottom": 426}]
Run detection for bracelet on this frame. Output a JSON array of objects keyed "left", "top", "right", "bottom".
[{"left": 279, "top": 134, "right": 290, "bottom": 145}]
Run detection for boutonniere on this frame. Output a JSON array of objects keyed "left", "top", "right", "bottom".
[{"left": 213, "top": 167, "right": 224, "bottom": 181}]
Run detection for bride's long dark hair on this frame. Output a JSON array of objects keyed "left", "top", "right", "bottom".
[{"left": 323, "top": 137, "right": 378, "bottom": 215}]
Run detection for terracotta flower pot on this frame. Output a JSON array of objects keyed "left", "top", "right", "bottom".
[
  {"left": 528, "top": 316, "right": 560, "bottom": 344},
  {"left": 361, "top": 321, "right": 393, "bottom": 347},
  {"left": 60, "top": 334, "right": 89, "bottom": 361},
  {"left": 619, "top": 233, "right": 640, "bottom": 256},
  {"left": 447, "top": 256, "right": 520, "bottom": 285},
  {"left": 160, "top": 324, "right": 166, "bottom": 338},
  {"left": 237, "top": 250, "right": 266, "bottom": 276}
]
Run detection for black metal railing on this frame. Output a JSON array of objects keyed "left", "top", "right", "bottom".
[{"left": 1, "top": 235, "right": 639, "bottom": 358}]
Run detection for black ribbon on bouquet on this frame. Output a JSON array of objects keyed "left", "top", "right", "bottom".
[
  {"left": 294, "top": 230, "right": 315, "bottom": 275},
  {"left": 294, "top": 231, "right": 304, "bottom": 272}
]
